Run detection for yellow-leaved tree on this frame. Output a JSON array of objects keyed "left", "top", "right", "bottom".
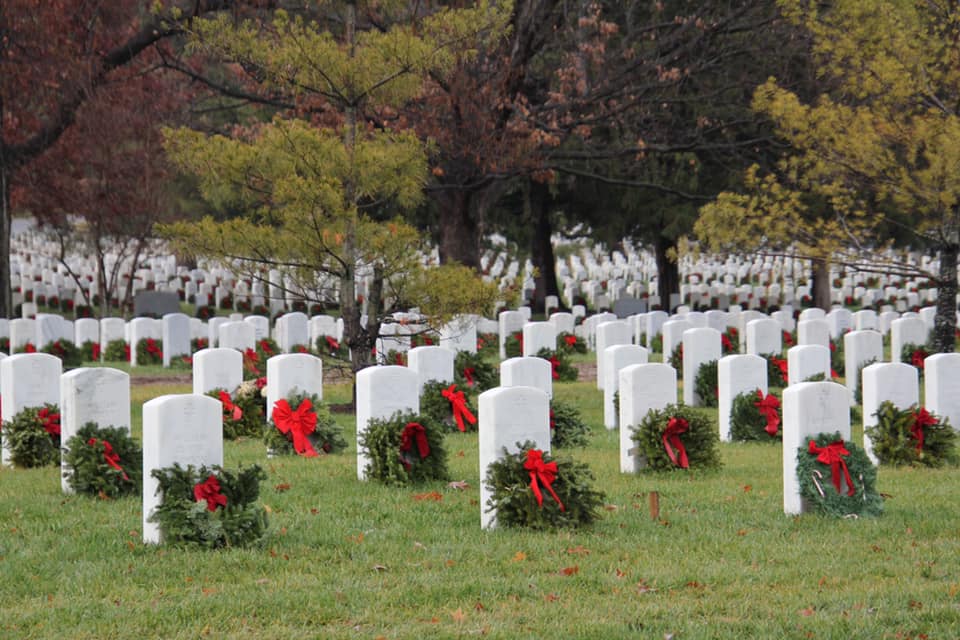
[
  {"left": 695, "top": 0, "right": 960, "bottom": 352},
  {"left": 161, "top": 3, "right": 511, "bottom": 371}
]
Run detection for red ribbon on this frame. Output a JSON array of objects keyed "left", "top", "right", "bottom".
[
  {"left": 272, "top": 398, "right": 319, "bottom": 457},
  {"left": 808, "top": 439, "right": 856, "bottom": 496},
  {"left": 259, "top": 340, "right": 274, "bottom": 355},
  {"left": 325, "top": 336, "right": 340, "bottom": 351},
  {"left": 87, "top": 437, "right": 129, "bottom": 480},
  {"left": 721, "top": 334, "right": 732, "bottom": 352},
  {"left": 38, "top": 407, "right": 60, "bottom": 437},
  {"left": 399, "top": 421, "right": 430, "bottom": 461},
  {"left": 25, "top": 343, "right": 36, "bottom": 353},
  {"left": 124, "top": 344, "right": 130, "bottom": 361},
  {"left": 754, "top": 390, "right": 781, "bottom": 436},
  {"left": 910, "top": 407, "right": 936, "bottom": 453},
  {"left": 662, "top": 417, "right": 690, "bottom": 468},
  {"left": 218, "top": 391, "right": 243, "bottom": 422},
  {"left": 524, "top": 449, "right": 565, "bottom": 511},
  {"left": 772, "top": 357, "right": 789, "bottom": 383},
  {"left": 514, "top": 332, "right": 524, "bottom": 352},
  {"left": 441, "top": 384, "right": 477, "bottom": 432},
  {"left": 193, "top": 474, "right": 228, "bottom": 511},
  {"left": 564, "top": 335, "right": 578, "bottom": 348},
  {"left": 783, "top": 331, "right": 793, "bottom": 346},
  {"left": 911, "top": 350, "right": 926, "bottom": 370},
  {"left": 463, "top": 367, "right": 476, "bottom": 387},
  {"left": 548, "top": 356, "right": 561, "bottom": 380},
  {"left": 550, "top": 408, "right": 556, "bottom": 430},
  {"left": 146, "top": 338, "right": 161, "bottom": 357},
  {"left": 91, "top": 343, "right": 101, "bottom": 361}
]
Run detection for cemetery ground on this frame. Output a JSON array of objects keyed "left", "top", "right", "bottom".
[{"left": 3, "top": 370, "right": 960, "bottom": 639}]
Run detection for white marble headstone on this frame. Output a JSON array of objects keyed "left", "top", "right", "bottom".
[
  {"left": 618, "top": 363, "right": 676, "bottom": 473},
  {"left": 356, "top": 365, "right": 419, "bottom": 480}
]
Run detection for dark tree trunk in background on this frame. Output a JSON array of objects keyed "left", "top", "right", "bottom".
[
  {"left": 529, "top": 180, "right": 562, "bottom": 314},
  {"left": 0, "top": 165, "right": 11, "bottom": 318},
  {"left": 933, "top": 241, "right": 958, "bottom": 353},
  {"left": 437, "top": 189, "right": 481, "bottom": 270},
  {"left": 654, "top": 233, "right": 679, "bottom": 311},
  {"left": 811, "top": 258, "right": 832, "bottom": 311}
]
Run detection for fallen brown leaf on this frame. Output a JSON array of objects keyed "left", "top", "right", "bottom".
[{"left": 274, "top": 483, "right": 291, "bottom": 492}]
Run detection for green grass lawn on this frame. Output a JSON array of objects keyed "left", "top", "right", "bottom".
[{"left": 2, "top": 377, "right": 959, "bottom": 639}]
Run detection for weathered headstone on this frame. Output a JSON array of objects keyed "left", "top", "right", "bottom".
[
  {"left": 478, "top": 386, "right": 551, "bottom": 529},
  {"left": 718, "top": 354, "right": 768, "bottom": 442},
  {"left": 782, "top": 381, "right": 851, "bottom": 515},
  {"left": 60, "top": 368, "right": 131, "bottom": 492},
  {"left": 356, "top": 365, "right": 419, "bottom": 480},
  {"left": 142, "top": 394, "right": 223, "bottom": 544},
  {"left": 618, "top": 363, "right": 676, "bottom": 473},
  {"left": 192, "top": 348, "right": 243, "bottom": 395}
]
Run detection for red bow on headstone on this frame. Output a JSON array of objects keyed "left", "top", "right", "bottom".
[
  {"left": 808, "top": 439, "right": 855, "bottom": 496},
  {"left": 662, "top": 417, "right": 690, "bottom": 468},
  {"left": 272, "top": 398, "right": 319, "bottom": 457},
  {"left": 218, "top": 391, "right": 243, "bottom": 422},
  {"left": 754, "top": 390, "right": 781, "bottom": 436},
  {"left": 87, "top": 437, "right": 129, "bottom": 480},
  {"left": 193, "top": 474, "right": 228, "bottom": 511},
  {"left": 38, "top": 407, "right": 60, "bottom": 437},
  {"left": 399, "top": 422, "right": 430, "bottom": 467},
  {"left": 523, "top": 449, "right": 565, "bottom": 511},
  {"left": 441, "top": 384, "right": 476, "bottom": 432},
  {"left": 910, "top": 407, "right": 936, "bottom": 453}
]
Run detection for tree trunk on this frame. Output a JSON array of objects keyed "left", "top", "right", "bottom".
[
  {"left": 436, "top": 189, "right": 480, "bottom": 270},
  {"left": 528, "top": 180, "right": 562, "bottom": 314},
  {"left": 932, "top": 241, "right": 958, "bottom": 353},
  {"left": 654, "top": 233, "right": 679, "bottom": 311},
  {"left": 811, "top": 258, "right": 831, "bottom": 311},
  {"left": 0, "top": 163, "right": 11, "bottom": 318}
]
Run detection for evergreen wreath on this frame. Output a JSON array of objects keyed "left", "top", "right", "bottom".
[
  {"left": 504, "top": 331, "right": 523, "bottom": 358},
  {"left": 483, "top": 441, "right": 605, "bottom": 529},
  {"left": 315, "top": 334, "right": 341, "bottom": 358},
  {"left": 265, "top": 391, "right": 346, "bottom": 456},
  {"left": 454, "top": 350, "right": 497, "bottom": 393},
  {"left": 103, "top": 339, "right": 129, "bottom": 362},
  {"left": 765, "top": 353, "right": 788, "bottom": 387},
  {"left": 148, "top": 463, "right": 269, "bottom": 549},
  {"left": 536, "top": 348, "right": 577, "bottom": 382},
  {"left": 693, "top": 359, "right": 719, "bottom": 408},
  {"left": 206, "top": 386, "right": 266, "bottom": 440},
  {"left": 80, "top": 339, "right": 100, "bottom": 363},
  {"left": 135, "top": 338, "right": 163, "bottom": 365},
  {"left": 865, "top": 402, "right": 959, "bottom": 468},
  {"left": 42, "top": 339, "right": 83, "bottom": 368},
  {"left": 62, "top": 423, "right": 142, "bottom": 498},
  {"left": 382, "top": 349, "right": 408, "bottom": 366},
  {"left": 359, "top": 411, "right": 449, "bottom": 486},
  {"left": 557, "top": 332, "right": 587, "bottom": 355},
  {"left": 476, "top": 332, "right": 498, "bottom": 358},
  {"left": 0, "top": 336, "right": 9, "bottom": 353},
  {"left": 901, "top": 343, "right": 929, "bottom": 373},
  {"left": 723, "top": 328, "right": 740, "bottom": 354},
  {"left": 3, "top": 403, "right": 61, "bottom": 468},
  {"left": 630, "top": 404, "right": 722, "bottom": 472},
  {"left": 550, "top": 399, "right": 591, "bottom": 448},
  {"left": 829, "top": 338, "right": 845, "bottom": 376},
  {"left": 668, "top": 344, "right": 683, "bottom": 374},
  {"left": 419, "top": 381, "right": 478, "bottom": 433},
  {"left": 852, "top": 358, "right": 878, "bottom": 404},
  {"left": 729, "top": 389, "right": 781, "bottom": 442},
  {"left": 796, "top": 432, "right": 883, "bottom": 518}
]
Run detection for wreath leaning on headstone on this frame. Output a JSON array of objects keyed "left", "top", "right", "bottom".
[
  {"left": 148, "top": 463, "right": 269, "bottom": 549},
  {"left": 207, "top": 384, "right": 267, "bottom": 440},
  {"left": 484, "top": 441, "right": 605, "bottom": 530},
  {"left": 359, "top": 411, "right": 449, "bottom": 486},
  {"left": 62, "top": 423, "right": 142, "bottom": 498},
  {"left": 693, "top": 359, "right": 719, "bottom": 408},
  {"left": 902, "top": 343, "right": 929, "bottom": 373},
  {"left": 536, "top": 348, "right": 577, "bottom": 382},
  {"left": 729, "top": 389, "right": 782, "bottom": 442},
  {"left": 419, "top": 381, "right": 478, "bottom": 433},
  {"left": 557, "top": 332, "right": 587, "bottom": 355},
  {"left": 103, "top": 339, "right": 129, "bottom": 362},
  {"left": 135, "top": 338, "right": 163, "bottom": 365},
  {"left": 630, "top": 404, "right": 722, "bottom": 472},
  {"left": 454, "top": 350, "right": 497, "bottom": 393},
  {"left": 264, "top": 391, "right": 346, "bottom": 456},
  {"left": 796, "top": 432, "right": 883, "bottom": 518},
  {"left": 3, "top": 403, "right": 61, "bottom": 468},
  {"left": 550, "top": 399, "right": 592, "bottom": 448},
  {"left": 865, "top": 402, "right": 958, "bottom": 468}
]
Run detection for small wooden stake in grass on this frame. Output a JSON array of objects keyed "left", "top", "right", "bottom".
[{"left": 649, "top": 491, "right": 660, "bottom": 520}]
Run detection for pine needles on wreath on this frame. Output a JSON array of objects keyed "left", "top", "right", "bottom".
[
  {"left": 63, "top": 423, "right": 142, "bottom": 498},
  {"left": 454, "top": 350, "right": 497, "bottom": 393},
  {"left": 630, "top": 404, "right": 721, "bottom": 472},
  {"left": 148, "top": 463, "right": 269, "bottom": 549},
  {"left": 865, "top": 402, "right": 958, "bottom": 468},
  {"left": 729, "top": 389, "right": 781, "bottom": 442},
  {"left": 420, "top": 381, "right": 478, "bottom": 432},
  {"left": 3, "top": 404, "right": 61, "bottom": 468},
  {"left": 484, "top": 441, "right": 605, "bottom": 529},
  {"left": 796, "top": 433, "right": 883, "bottom": 518},
  {"left": 264, "top": 391, "right": 346, "bottom": 456},
  {"left": 359, "top": 411, "right": 449, "bottom": 486},
  {"left": 694, "top": 359, "right": 719, "bottom": 408},
  {"left": 550, "top": 399, "right": 591, "bottom": 448}
]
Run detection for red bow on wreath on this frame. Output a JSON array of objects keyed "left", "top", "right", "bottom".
[
  {"left": 272, "top": 398, "right": 319, "bottom": 457},
  {"left": 87, "top": 437, "right": 129, "bottom": 480},
  {"left": 441, "top": 384, "right": 476, "bottom": 432},
  {"left": 462, "top": 367, "right": 476, "bottom": 387},
  {"left": 91, "top": 343, "right": 101, "bottom": 361},
  {"left": 38, "top": 407, "right": 60, "bottom": 437},
  {"left": 523, "top": 449, "right": 565, "bottom": 511},
  {"left": 911, "top": 349, "right": 927, "bottom": 370},
  {"left": 193, "top": 474, "right": 228, "bottom": 511},
  {"left": 771, "top": 357, "right": 789, "bottom": 383},
  {"left": 662, "top": 417, "right": 690, "bottom": 468},
  {"left": 146, "top": 338, "right": 161, "bottom": 357},
  {"left": 808, "top": 439, "right": 855, "bottom": 496},
  {"left": 218, "top": 391, "right": 243, "bottom": 422},
  {"left": 548, "top": 356, "right": 561, "bottom": 380},
  {"left": 399, "top": 422, "right": 430, "bottom": 469},
  {"left": 325, "top": 336, "right": 340, "bottom": 351},
  {"left": 910, "top": 407, "right": 936, "bottom": 453},
  {"left": 754, "top": 390, "right": 781, "bottom": 436},
  {"left": 564, "top": 335, "right": 578, "bottom": 348}
]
